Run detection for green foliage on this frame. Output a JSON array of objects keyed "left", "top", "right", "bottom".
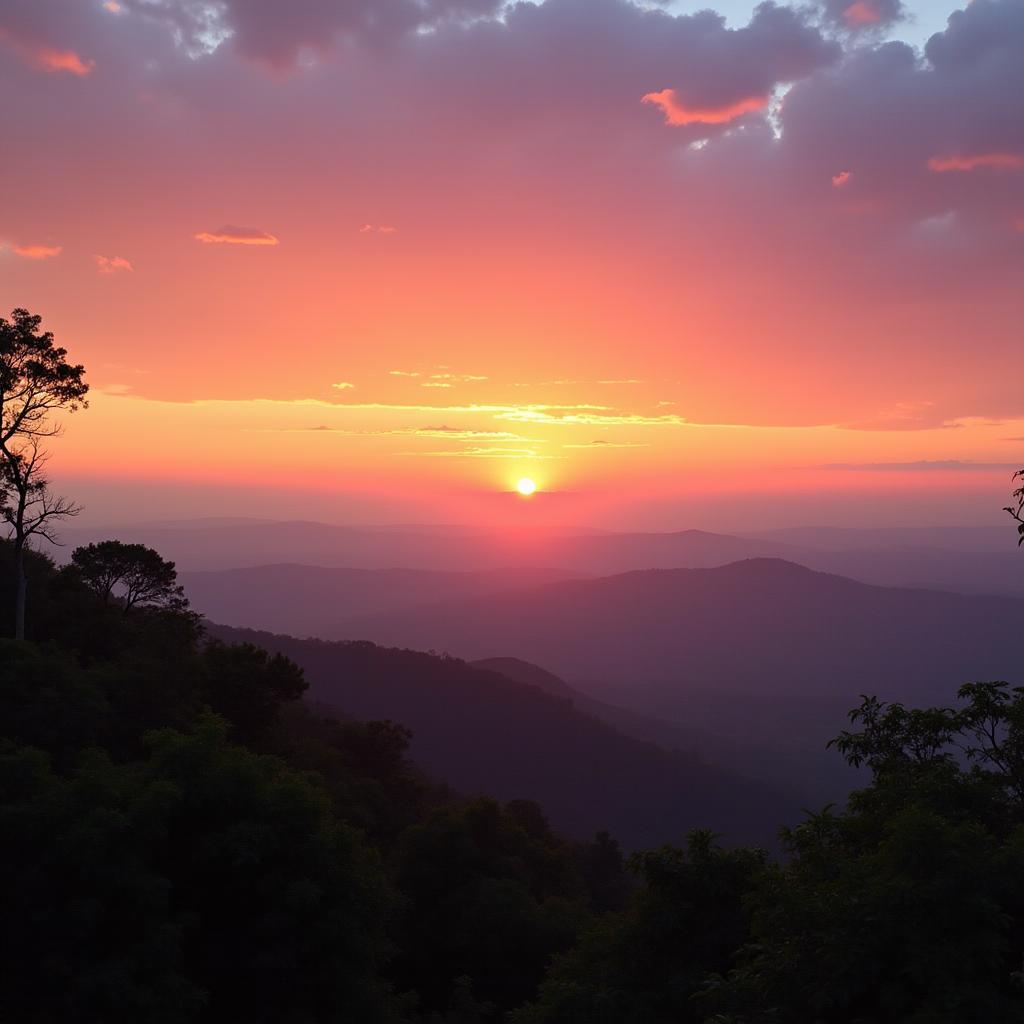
[
  {"left": 702, "top": 684, "right": 1024, "bottom": 1023},
  {"left": 0, "top": 538, "right": 602, "bottom": 1021},
  {"left": 514, "top": 831, "right": 767, "bottom": 1024},
  {"left": 0, "top": 721, "right": 398, "bottom": 1023},
  {"left": 7, "top": 521, "right": 1024, "bottom": 1022},
  {"left": 392, "top": 798, "right": 591, "bottom": 1018},
  {"left": 199, "top": 640, "right": 307, "bottom": 748}
]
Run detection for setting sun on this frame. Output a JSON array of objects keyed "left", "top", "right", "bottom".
[{"left": 516, "top": 477, "right": 537, "bottom": 496}]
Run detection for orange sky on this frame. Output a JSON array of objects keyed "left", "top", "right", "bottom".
[{"left": 1, "top": 0, "right": 1022, "bottom": 528}]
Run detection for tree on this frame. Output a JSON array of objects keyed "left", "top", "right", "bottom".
[
  {"left": 71, "top": 540, "right": 187, "bottom": 614},
  {"left": 199, "top": 641, "right": 307, "bottom": 748},
  {"left": 0, "top": 718, "right": 400, "bottom": 1023},
  {"left": 1006, "top": 469, "right": 1024, "bottom": 546},
  {"left": 701, "top": 685, "right": 1024, "bottom": 1023},
  {"left": 1, "top": 441, "right": 80, "bottom": 639},
  {"left": 0, "top": 309, "right": 88, "bottom": 638}
]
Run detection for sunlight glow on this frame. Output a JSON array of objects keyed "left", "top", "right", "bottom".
[{"left": 516, "top": 477, "right": 537, "bottom": 496}]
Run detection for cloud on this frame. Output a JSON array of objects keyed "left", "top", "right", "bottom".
[
  {"left": 494, "top": 406, "right": 685, "bottom": 427},
  {"left": 9, "top": 243, "right": 62, "bottom": 260},
  {"left": 194, "top": 226, "right": 279, "bottom": 246},
  {"left": 94, "top": 254, "right": 133, "bottom": 273},
  {"left": 331, "top": 381, "right": 355, "bottom": 390},
  {"left": 294, "top": 425, "right": 526, "bottom": 440},
  {"left": 34, "top": 47, "right": 94, "bottom": 74},
  {"left": 927, "top": 152, "right": 1024, "bottom": 173},
  {"left": 359, "top": 224, "right": 397, "bottom": 234},
  {"left": 0, "top": 0, "right": 100, "bottom": 75},
  {"left": 389, "top": 370, "right": 421, "bottom": 377},
  {"left": 841, "top": 402, "right": 964, "bottom": 432},
  {"left": 127, "top": 0, "right": 505, "bottom": 69},
  {"left": 821, "top": 460, "right": 1021, "bottom": 472},
  {"left": 0, "top": 30, "right": 95, "bottom": 75},
  {"left": 831, "top": 170, "right": 851, "bottom": 187},
  {"left": 563, "top": 440, "right": 649, "bottom": 448},
  {"left": 4, "top": 0, "right": 1023, "bottom": 442},
  {"left": 642, "top": 89, "right": 767, "bottom": 127},
  {"left": 821, "top": 0, "right": 905, "bottom": 31},
  {"left": 402, "top": 446, "right": 564, "bottom": 460}
]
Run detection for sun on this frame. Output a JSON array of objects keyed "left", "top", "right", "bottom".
[{"left": 516, "top": 477, "right": 537, "bottom": 496}]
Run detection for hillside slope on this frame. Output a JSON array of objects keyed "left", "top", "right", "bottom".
[
  {"left": 209, "top": 624, "right": 799, "bottom": 849},
  {"left": 333, "top": 559, "right": 1024, "bottom": 706}
]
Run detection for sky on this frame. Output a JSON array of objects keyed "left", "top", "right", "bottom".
[{"left": 1, "top": 0, "right": 1022, "bottom": 530}]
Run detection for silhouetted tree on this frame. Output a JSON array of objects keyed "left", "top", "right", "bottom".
[
  {"left": 1007, "top": 469, "right": 1024, "bottom": 546},
  {"left": 699, "top": 684, "right": 1024, "bottom": 1023},
  {"left": 199, "top": 640, "right": 307, "bottom": 748},
  {"left": 1, "top": 441, "right": 80, "bottom": 639},
  {"left": 515, "top": 831, "right": 766, "bottom": 1024},
  {"left": 0, "top": 308, "right": 88, "bottom": 638},
  {"left": 71, "top": 540, "right": 187, "bottom": 613}
]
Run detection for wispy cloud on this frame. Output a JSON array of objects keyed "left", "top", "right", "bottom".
[
  {"left": 841, "top": 402, "right": 958, "bottom": 431},
  {"left": 195, "top": 226, "right": 279, "bottom": 246},
  {"left": 821, "top": 460, "right": 1020, "bottom": 472},
  {"left": 289, "top": 425, "right": 528, "bottom": 441},
  {"left": 8, "top": 243, "right": 62, "bottom": 260},
  {"left": 36, "top": 48, "right": 94, "bottom": 75},
  {"left": 94, "top": 254, "right": 133, "bottom": 274},
  {"left": 927, "top": 152, "right": 1024, "bottom": 173},
  {"left": 563, "top": 440, "right": 649, "bottom": 448},
  {"left": 494, "top": 406, "right": 684, "bottom": 427},
  {"left": 401, "top": 447, "right": 564, "bottom": 460},
  {"left": 327, "top": 400, "right": 685, "bottom": 427},
  {"left": 642, "top": 89, "right": 767, "bottom": 127},
  {"left": 359, "top": 224, "right": 397, "bottom": 234},
  {"left": 331, "top": 381, "right": 355, "bottom": 390}
]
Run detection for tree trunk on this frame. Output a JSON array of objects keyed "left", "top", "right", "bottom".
[{"left": 14, "top": 538, "right": 26, "bottom": 641}]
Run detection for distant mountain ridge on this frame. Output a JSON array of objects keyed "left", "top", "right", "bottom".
[
  {"left": 180, "top": 565, "right": 575, "bottom": 636},
  {"left": 63, "top": 518, "right": 1024, "bottom": 595},
  {"left": 322, "top": 558, "right": 1024, "bottom": 795},
  {"left": 331, "top": 558, "right": 1024, "bottom": 702},
  {"left": 207, "top": 624, "right": 799, "bottom": 849}
]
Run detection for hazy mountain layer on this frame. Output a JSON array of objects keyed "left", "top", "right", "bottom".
[{"left": 208, "top": 624, "right": 799, "bottom": 849}]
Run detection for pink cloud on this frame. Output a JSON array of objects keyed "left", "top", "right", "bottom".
[
  {"left": 359, "top": 224, "right": 398, "bottom": 234},
  {"left": 10, "top": 243, "right": 62, "bottom": 260},
  {"left": 0, "top": 24, "right": 95, "bottom": 75},
  {"left": 94, "top": 254, "right": 133, "bottom": 273},
  {"left": 641, "top": 89, "right": 767, "bottom": 127},
  {"left": 832, "top": 170, "right": 852, "bottom": 187},
  {"left": 35, "top": 46, "right": 94, "bottom": 75},
  {"left": 927, "top": 152, "right": 1024, "bottom": 173},
  {"left": 194, "top": 226, "right": 279, "bottom": 246},
  {"left": 843, "top": 2, "right": 883, "bottom": 27},
  {"left": 822, "top": 0, "right": 905, "bottom": 31}
]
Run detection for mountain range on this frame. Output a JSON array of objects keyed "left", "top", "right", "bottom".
[
  {"left": 63, "top": 519, "right": 1024, "bottom": 595},
  {"left": 208, "top": 624, "right": 799, "bottom": 850}
]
